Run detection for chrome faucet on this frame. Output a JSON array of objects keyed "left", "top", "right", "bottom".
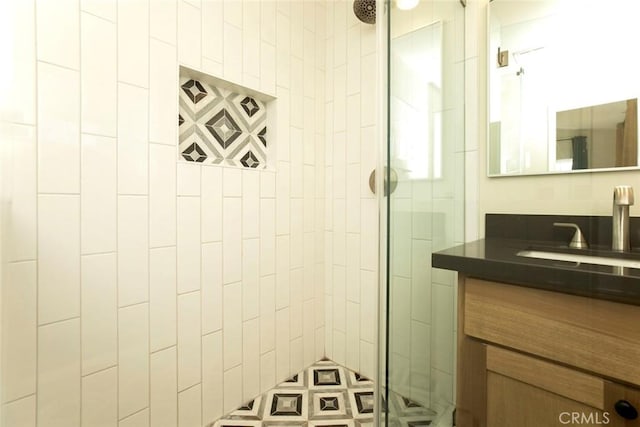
[{"left": 612, "top": 185, "right": 634, "bottom": 251}]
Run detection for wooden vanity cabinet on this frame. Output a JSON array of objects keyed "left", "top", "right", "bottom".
[{"left": 457, "top": 277, "right": 640, "bottom": 427}]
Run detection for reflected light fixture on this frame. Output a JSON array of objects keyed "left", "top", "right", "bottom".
[{"left": 396, "top": 0, "right": 419, "bottom": 10}]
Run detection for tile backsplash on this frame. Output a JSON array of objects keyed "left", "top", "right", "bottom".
[{"left": 179, "top": 74, "right": 269, "bottom": 169}]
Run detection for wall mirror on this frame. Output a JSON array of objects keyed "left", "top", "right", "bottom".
[{"left": 488, "top": 0, "right": 640, "bottom": 177}]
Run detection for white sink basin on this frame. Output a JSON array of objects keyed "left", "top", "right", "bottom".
[{"left": 517, "top": 250, "right": 640, "bottom": 269}]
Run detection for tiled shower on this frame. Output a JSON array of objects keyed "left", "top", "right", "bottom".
[
  {"left": 0, "top": 0, "right": 377, "bottom": 425},
  {"left": 0, "top": 0, "right": 464, "bottom": 426}
]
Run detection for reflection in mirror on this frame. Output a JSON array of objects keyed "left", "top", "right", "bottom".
[
  {"left": 555, "top": 99, "right": 637, "bottom": 172},
  {"left": 488, "top": 0, "right": 640, "bottom": 177},
  {"left": 391, "top": 22, "right": 443, "bottom": 180}
]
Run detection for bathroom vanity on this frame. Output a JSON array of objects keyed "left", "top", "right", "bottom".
[{"left": 433, "top": 215, "right": 640, "bottom": 427}]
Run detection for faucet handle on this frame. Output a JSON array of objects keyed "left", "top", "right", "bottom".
[
  {"left": 554, "top": 222, "right": 589, "bottom": 249},
  {"left": 614, "top": 185, "right": 634, "bottom": 206}
]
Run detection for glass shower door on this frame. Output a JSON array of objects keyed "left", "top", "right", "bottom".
[{"left": 382, "top": 1, "right": 465, "bottom": 426}]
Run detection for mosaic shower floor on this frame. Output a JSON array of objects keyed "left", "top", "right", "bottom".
[{"left": 209, "top": 359, "right": 437, "bottom": 427}]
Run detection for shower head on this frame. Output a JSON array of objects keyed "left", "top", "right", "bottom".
[{"left": 353, "top": 0, "right": 376, "bottom": 25}]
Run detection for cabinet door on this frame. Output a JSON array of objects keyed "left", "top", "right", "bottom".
[
  {"left": 486, "top": 345, "right": 640, "bottom": 426},
  {"left": 487, "top": 371, "right": 617, "bottom": 427}
]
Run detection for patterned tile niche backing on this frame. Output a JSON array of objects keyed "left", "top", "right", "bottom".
[{"left": 179, "top": 76, "right": 268, "bottom": 168}]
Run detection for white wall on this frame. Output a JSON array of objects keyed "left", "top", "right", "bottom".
[
  {"left": 0, "top": 0, "right": 327, "bottom": 426},
  {"left": 323, "top": 0, "right": 379, "bottom": 381},
  {"left": 465, "top": 0, "right": 640, "bottom": 241}
]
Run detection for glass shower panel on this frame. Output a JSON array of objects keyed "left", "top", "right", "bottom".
[
  {"left": 384, "top": 1, "right": 464, "bottom": 426},
  {"left": 389, "top": 21, "right": 444, "bottom": 409}
]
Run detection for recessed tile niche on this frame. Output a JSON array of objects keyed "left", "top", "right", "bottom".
[{"left": 178, "top": 66, "right": 274, "bottom": 169}]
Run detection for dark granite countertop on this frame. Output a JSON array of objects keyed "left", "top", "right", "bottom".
[{"left": 432, "top": 237, "right": 640, "bottom": 306}]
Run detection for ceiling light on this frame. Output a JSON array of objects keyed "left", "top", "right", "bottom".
[{"left": 396, "top": 0, "right": 419, "bottom": 10}]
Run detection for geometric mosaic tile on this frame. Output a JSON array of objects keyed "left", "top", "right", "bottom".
[
  {"left": 211, "top": 420, "right": 261, "bottom": 427},
  {"left": 349, "top": 390, "right": 375, "bottom": 419},
  {"left": 258, "top": 126, "right": 267, "bottom": 146},
  {"left": 315, "top": 369, "right": 342, "bottom": 386},
  {"left": 181, "top": 141, "right": 207, "bottom": 162},
  {"left": 282, "top": 373, "right": 305, "bottom": 388},
  {"left": 270, "top": 393, "right": 303, "bottom": 416},
  {"left": 206, "top": 359, "right": 437, "bottom": 427},
  {"left": 403, "top": 417, "right": 434, "bottom": 426},
  {"left": 347, "top": 371, "right": 374, "bottom": 388},
  {"left": 312, "top": 392, "right": 347, "bottom": 418},
  {"left": 205, "top": 108, "right": 242, "bottom": 149},
  {"left": 262, "top": 389, "right": 308, "bottom": 422},
  {"left": 319, "top": 396, "right": 339, "bottom": 411},
  {"left": 402, "top": 397, "right": 423, "bottom": 408},
  {"left": 308, "top": 366, "right": 347, "bottom": 390},
  {"left": 240, "top": 150, "right": 260, "bottom": 168},
  {"left": 230, "top": 396, "right": 262, "bottom": 418},
  {"left": 386, "top": 391, "right": 438, "bottom": 427},
  {"left": 308, "top": 421, "right": 355, "bottom": 427},
  {"left": 179, "top": 76, "right": 267, "bottom": 169}
]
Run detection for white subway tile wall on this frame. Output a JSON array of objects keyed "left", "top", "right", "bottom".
[
  {"left": 324, "top": 0, "right": 378, "bottom": 382},
  {"left": 37, "top": 63, "right": 81, "bottom": 195},
  {"left": 119, "top": 408, "right": 151, "bottom": 427},
  {"left": 118, "top": 303, "right": 150, "bottom": 419},
  {"left": 0, "top": 0, "right": 356, "bottom": 426},
  {"left": 37, "top": 319, "right": 82, "bottom": 426},
  {"left": 81, "top": 367, "right": 118, "bottom": 426},
  {"left": 3, "top": 262, "right": 37, "bottom": 403},
  {"left": 81, "top": 253, "right": 118, "bottom": 376}
]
